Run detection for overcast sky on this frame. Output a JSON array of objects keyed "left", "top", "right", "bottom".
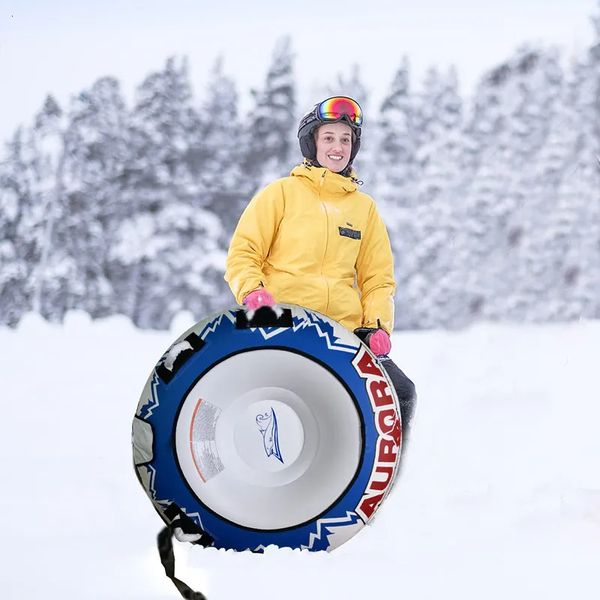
[{"left": 1, "top": 0, "right": 598, "bottom": 144}]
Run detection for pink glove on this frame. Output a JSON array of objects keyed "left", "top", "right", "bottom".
[
  {"left": 243, "top": 288, "right": 276, "bottom": 311},
  {"left": 369, "top": 329, "right": 391, "bottom": 356}
]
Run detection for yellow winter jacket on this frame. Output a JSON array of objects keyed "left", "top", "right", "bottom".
[{"left": 225, "top": 163, "right": 396, "bottom": 333}]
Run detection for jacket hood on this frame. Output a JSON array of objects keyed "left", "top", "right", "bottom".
[{"left": 290, "top": 162, "right": 358, "bottom": 195}]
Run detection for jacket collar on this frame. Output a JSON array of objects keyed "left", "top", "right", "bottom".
[{"left": 290, "top": 162, "right": 358, "bottom": 195}]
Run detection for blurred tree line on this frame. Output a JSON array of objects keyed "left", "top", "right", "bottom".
[{"left": 1, "top": 22, "right": 599, "bottom": 330}]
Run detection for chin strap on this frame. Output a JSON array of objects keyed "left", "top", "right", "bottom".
[
  {"left": 157, "top": 504, "right": 214, "bottom": 600},
  {"left": 303, "top": 158, "right": 321, "bottom": 168}
]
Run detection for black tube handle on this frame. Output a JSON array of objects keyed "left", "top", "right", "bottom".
[{"left": 235, "top": 307, "right": 293, "bottom": 329}]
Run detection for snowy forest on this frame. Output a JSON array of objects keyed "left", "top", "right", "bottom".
[{"left": 1, "top": 15, "right": 600, "bottom": 331}]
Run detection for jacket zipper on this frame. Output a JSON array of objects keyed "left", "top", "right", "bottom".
[{"left": 319, "top": 171, "right": 330, "bottom": 313}]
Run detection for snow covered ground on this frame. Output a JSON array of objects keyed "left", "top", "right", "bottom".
[{"left": 1, "top": 311, "right": 599, "bottom": 600}]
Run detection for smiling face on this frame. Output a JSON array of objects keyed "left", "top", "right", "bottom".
[{"left": 315, "top": 122, "right": 353, "bottom": 173}]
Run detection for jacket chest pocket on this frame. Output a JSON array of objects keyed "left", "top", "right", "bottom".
[{"left": 332, "top": 224, "right": 363, "bottom": 269}]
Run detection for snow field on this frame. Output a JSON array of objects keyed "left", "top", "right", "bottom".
[{"left": 1, "top": 312, "right": 599, "bottom": 599}]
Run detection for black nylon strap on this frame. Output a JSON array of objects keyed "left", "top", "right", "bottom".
[
  {"left": 157, "top": 527, "right": 207, "bottom": 600},
  {"left": 353, "top": 327, "right": 377, "bottom": 343},
  {"left": 156, "top": 505, "right": 214, "bottom": 599}
]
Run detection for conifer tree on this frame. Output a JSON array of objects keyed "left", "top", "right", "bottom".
[
  {"left": 27, "top": 95, "right": 68, "bottom": 321},
  {"left": 242, "top": 37, "right": 296, "bottom": 185},
  {"left": 374, "top": 58, "right": 419, "bottom": 327},
  {"left": 194, "top": 57, "right": 250, "bottom": 238},
  {"left": 0, "top": 128, "right": 33, "bottom": 325},
  {"left": 407, "top": 67, "right": 464, "bottom": 327},
  {"left": 113, "top": 57, "right": 223, "bottom": 327},
  {"left": 53, "top": 78, "right": 129, "bottom": 318},
  {"left": 0, "top": 96, "right": 70, "bottom": 324}
]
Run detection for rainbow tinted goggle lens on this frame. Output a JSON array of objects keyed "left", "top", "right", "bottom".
[{"left": 316, "top": 96, "right": 363, "bottom": 127}]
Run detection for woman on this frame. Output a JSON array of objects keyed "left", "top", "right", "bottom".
[{"left": 225, "top": 96, "right": 416, "bottom": 437}]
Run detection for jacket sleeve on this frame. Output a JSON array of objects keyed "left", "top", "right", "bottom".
[
  {"left": 224, "top": 180, "right": 285, "bottom": 304},
  {"left": 355, "top": 200, "right": 396, "bottom": 333}
]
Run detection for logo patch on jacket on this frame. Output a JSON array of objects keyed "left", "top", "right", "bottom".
[{"left": 338, "top": 226, "right": 361, "bottom": 240}]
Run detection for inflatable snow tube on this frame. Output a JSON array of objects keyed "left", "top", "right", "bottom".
[{"left": 132, "top": 304, "right": 402, "bottom": 552}]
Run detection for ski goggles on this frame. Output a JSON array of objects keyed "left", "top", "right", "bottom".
[{"left": 315, "top": 96, "right": 363, "bottom": 127}]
